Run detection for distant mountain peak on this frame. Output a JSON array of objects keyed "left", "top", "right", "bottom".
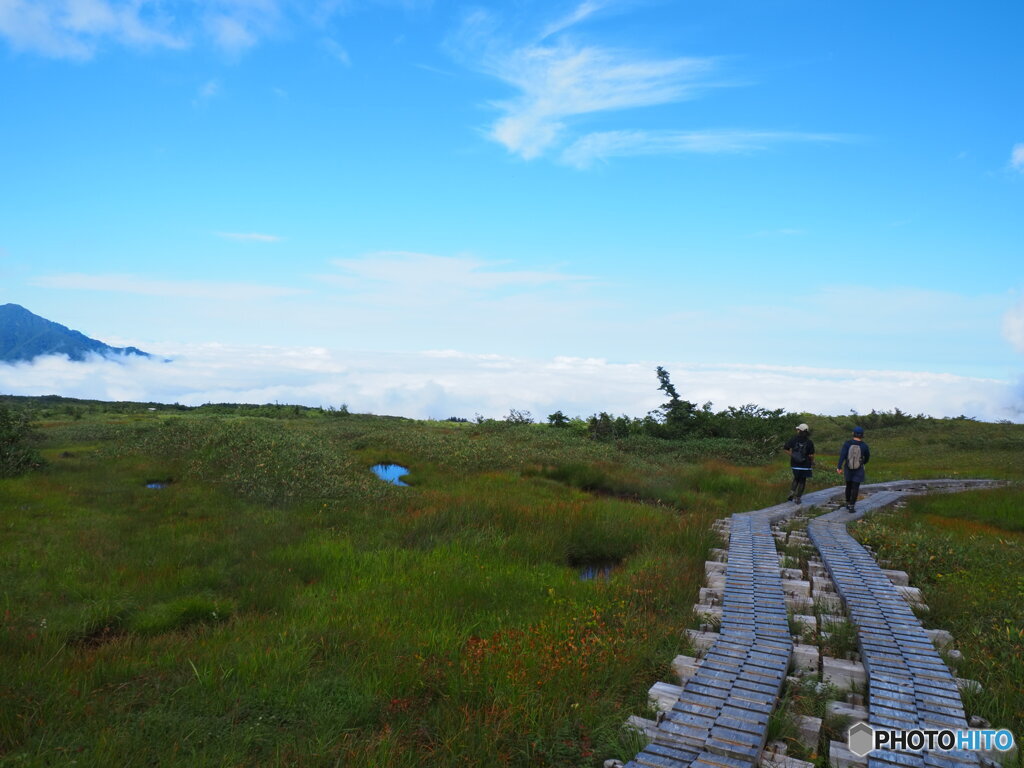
[{"left": 0, "top": 303, "right": 151, "bottom": 363}]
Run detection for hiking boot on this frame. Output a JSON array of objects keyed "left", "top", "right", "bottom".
[
  {"left": 794, "top": 497, "right": 802, "bottom": 505},
  {"left": 787, "top": 495, "right": 793, "bottom": 502},
  {"left": 848, "top": 505, "right": 856, "bottom": 514}
]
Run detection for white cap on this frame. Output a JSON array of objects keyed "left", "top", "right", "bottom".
[{"left": 796, "top": 423, "right": 809, "bottom": 431}]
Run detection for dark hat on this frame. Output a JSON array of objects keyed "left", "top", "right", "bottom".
[{"left": 853, "top": 426, "right": 864, "bottom": 436}]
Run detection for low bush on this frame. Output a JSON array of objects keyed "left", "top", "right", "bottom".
[{"left": 0, "top": 405, "right": 44, "bottom": 477}]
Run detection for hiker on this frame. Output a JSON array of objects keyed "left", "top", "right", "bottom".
[
  {"left": 836, "top": 426, "right": 870, "bottom": 512},
  {"left": 783, "top": 423, "right": 815, "bottom": 504}
]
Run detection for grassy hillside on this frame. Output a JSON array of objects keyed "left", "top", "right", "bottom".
[{"left": 1, "top": 402, "right": 1021, "bottom": 766}]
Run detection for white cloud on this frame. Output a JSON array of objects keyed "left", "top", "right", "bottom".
[
  {"left": 205, "top": 11, "right": 259, "bottom": 54},
  {"left": 1011, "top": 143, "right": 1024, "bottom": 172},
  {"left": 484, "top": 41, "right": 717, "bottom": 160},
  {"left": 0, "top": 0, "right": 186, "bottom": 59},
  {"left": 561, "top": 129, "right": 847, "bottom": 168},
  {"left": 31, "top": 273, "right": 303, "bottom": 300},
  {"left": 216, "top": 231, "right": 282, "bottom": 242},
  {"left": 1003, "top": 298, "right": 1024, "bottom": 354},
  {"left": 0, "top": 0, "right": 290, "bottom": 59},
  {"left": 0, "top": 345, "right": 1018, "bottom": 422},
  {"left": 539, "top": 0, "right": 613, "bottom": 41},
  {"left": 25, "top": 266, "right": 1014, "bottom": 377},
  {"left": 451, "top": 3, "right": 843, "bottom": 168},
  {"left": 198, "top": 0, "right": 290, "bottom": 54}
]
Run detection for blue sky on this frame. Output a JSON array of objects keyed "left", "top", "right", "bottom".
[{"left": 1, "top": 0, "right": 1023, "bottom": 420}]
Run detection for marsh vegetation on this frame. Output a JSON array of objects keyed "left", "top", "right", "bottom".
[{"left": 0, "top": 396, "right": 1021, "bottom": 766}]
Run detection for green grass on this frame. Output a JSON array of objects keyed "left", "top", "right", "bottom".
[
  {"left": 899, "top": 485, "right": 1024, "bottom": 532},
  {"left": 0, "top": 412, "right": 731, "bottom": 767},
  {"left": 1, "top": 406, "right": 1023, "bottom": 766}
]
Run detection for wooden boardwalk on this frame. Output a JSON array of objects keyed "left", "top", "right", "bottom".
[{"left": 625, "top": 480, "right": 997, "bottom": 768}]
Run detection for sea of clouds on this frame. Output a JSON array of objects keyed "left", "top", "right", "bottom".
[{"left": 1, "top": 343, "right": 1020, "bottom": 423}]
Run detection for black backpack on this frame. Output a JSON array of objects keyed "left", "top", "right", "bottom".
[{"left": 791, "top": 440, "right": 808, "bottom": 463}]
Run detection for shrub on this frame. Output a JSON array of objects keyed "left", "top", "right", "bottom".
[
  {"left": 505, "top": 409, "right": 534, "bottom": 425},
  {"left": 0, "top": 406, "right": 44, "bottom": 477}
]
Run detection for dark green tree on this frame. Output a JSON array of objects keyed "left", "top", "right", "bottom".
[
  {"left": 547, "top": 410, "right": 570, "bottom": 428},
  {"left": 587, "top": 412, "right": 615, "bottom": 440},
  {"left": 0, "top": 406, "right": 44, "bottom": 477},
  {"left": 654, "top": 366, "right": 700, "bottom": 436},
  {"left": 655, "top": 366, "right": 680, "bottom": 405}
]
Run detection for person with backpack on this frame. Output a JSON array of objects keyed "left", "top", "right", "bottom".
[
  {"left": 783, "top": 423, "right": 815, "bottom": 504},
  {"left": 836, "top": 426, "right": 870, "bottom": 512}
]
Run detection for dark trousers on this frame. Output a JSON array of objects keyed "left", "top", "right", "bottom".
[
  {"left": 790, "top": 472, "right": 808, "bottom": 498},
  {"left": 845, "top": 480, "right": 861, "bottom": 506}
]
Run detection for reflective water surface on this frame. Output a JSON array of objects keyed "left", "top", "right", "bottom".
[
  {"left": 371, "top": 463, "right": 410, "bottom": 486},
  {"left": 579, "top": 563, "right": 617, "bottom": 581}
]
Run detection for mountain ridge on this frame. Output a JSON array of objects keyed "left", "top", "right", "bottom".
[{"left": 0, "top": 303, "right": 151, "bottom": 363}]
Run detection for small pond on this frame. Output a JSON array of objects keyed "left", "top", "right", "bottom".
[
  {"left": 144, "top": 479, "right": 172, "bottom": 489},
  {"left": 579, "top": 563, "right": 617, "bottom": 581},
  {"left": 371, "top": 463, "right": 410, "bottom": 487}
]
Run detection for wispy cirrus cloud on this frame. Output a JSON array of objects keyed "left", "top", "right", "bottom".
[
  {"left": 0, "top": 0, "right": 429, "bottom": 59},
  {"left": 31, "top": 273, "right": 302, "bottom": 300},
  {"left": 0, "top": 0, "right": 298, "bottom": 59},
  {"left": 561, "top": 129, "right": 848, "bottom": 168},
  {"left": 216, "top": 231, "right": 283, "bottom": 242},
  {"left": 452, "top": 6, "right": 718, "bottom": 161},
  {"left": 0, "top": 0, "right": 187, "bottom": 59},
  {"left": 491, "top": 45, "right": 716, "bottom": 160},
  {"left": 451, "top": 1, "right": 845, "bottom": 168},
  {"left": 538, "top": 0, "right": 613, "bottom": 41},
  {"left": 202, "top": 0, "right": 281, "bottom": 55}
]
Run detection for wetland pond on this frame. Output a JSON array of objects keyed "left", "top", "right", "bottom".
[
  {"left": 579, "top": 563, "right": 618, "bottom": 581},
  {"left": 371, "top": 463, "right": 410, "bottom": 486}
]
